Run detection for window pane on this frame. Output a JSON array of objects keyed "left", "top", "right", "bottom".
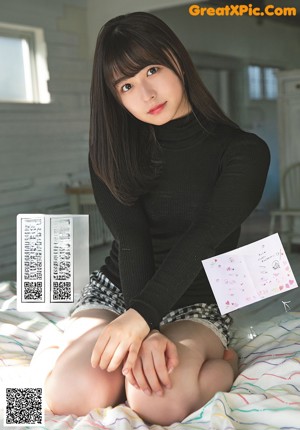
[
  {"left": 264, "top": 67, "right": 278, "bottom": 100},
  {"left": 0, "top": 35, "right": 33, "bottom": 102},
  {"left": 248, "top": 65, "right": 262, "bottom": 100}
]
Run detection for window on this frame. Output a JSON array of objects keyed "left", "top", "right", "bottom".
[
  {"left": 0, "top": 23, "right": 50, "bottom": 103},
  {"left": 248, "top": 65, "right": 279, "bottom": 100}
]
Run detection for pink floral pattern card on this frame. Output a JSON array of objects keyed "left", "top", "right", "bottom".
[{"left": 202, "top": 233, "right": 298, "bottom": 315}]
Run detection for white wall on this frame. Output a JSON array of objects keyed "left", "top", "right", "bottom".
[{"left": 0, "top": 0, "right": 91, "bottom": 280}]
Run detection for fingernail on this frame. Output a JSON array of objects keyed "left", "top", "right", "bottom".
[
  {"left": 143, "top": 389, "right": 151, "bottom": 396},
  {"left": 122, "top": 368, "right": 128, "bottom": 375},
  {"left": 156, "top": 390, "right": 163, "bottom": 397},
  {"left": 168, "top": 367, "right": 174, "bottom": 374}
]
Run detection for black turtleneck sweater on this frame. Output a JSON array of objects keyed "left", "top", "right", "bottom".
[{"left": 89, "top": 113, "right": 270, "bottom": 329}]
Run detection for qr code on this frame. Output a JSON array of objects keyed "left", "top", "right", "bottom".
[
  {"left": 5, "top": 388, "right": 43, "bottom": 426},
  {"left": 52, "top": 281, "right": 72, "bottom": 301},
  {"left": 23, "top": 282, "right": 43, "bottom": 301}
]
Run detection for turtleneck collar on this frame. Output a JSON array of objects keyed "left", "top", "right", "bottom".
[{"left": 153, "top": 111, "right": 216, "bottom": 150}]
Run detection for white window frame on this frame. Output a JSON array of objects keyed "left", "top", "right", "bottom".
[
  {"left": 248, "top": 64, "right": 279, "bottom": 101},
  {"left": 0, "top": 22, "right": 50, "bottom": 104}
]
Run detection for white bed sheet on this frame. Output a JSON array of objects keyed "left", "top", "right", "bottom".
[{"left": 1, "top": 280, "right": 300, "bottom": 430}]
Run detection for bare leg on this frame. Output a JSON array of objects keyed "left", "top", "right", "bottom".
[
  {"left": 30, "top": 309, "right": 125, "bottom": 416},
  {"left": 126, "top": 321, "right": 237, "bottom": 426},
  {"left": 29, "top": 323, "right": 65, "bottom": 388},
  {"left": 196, "top": 356, "right": 237, "bottom": 407},
  {"left": 223, "top": 347, "right": 239, "bottom": 377}
]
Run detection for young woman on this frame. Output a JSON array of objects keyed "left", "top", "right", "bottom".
[{"left": 30, "top": 11, "right": 270, "bottom": 426}]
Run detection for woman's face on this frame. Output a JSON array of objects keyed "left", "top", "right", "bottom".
[{"left": 113, "top": 65, "right": 191, "bottom": 125}]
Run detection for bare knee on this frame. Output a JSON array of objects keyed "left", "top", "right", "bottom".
[
  {"left": 125, "top": 322, "right": 230, "bottom": 425},
  {"left": 125, "top": 358, "right": 198, "bottom": 427},
  {"left": 125, "top": 358, "right": 235, "bottom": 425},
  {"left": 126, "top": 382, "right": 191, "bottom": 425},
  {"left": 40, "top": 309, "right": 124, "bottom": 415},
  {"left": 197, "top": 358, "right": 235, "bottom": 406},
  {"left": 46, "top": 365, "right": 124, "bottom": 416},
  {"left": 45, "top": 340, "right": 124, "bottom": 415}
]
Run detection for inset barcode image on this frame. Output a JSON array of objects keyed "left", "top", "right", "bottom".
[
  {"left": 21, "top": 218, "right": 45, "bottom": 303},
  {"left": 4, "top": 387, "right": 44, "bottom": 427},
  {"left": 51, "top": 217, "right": 73, "bottom": 302},
  {"left": 17, "top": 214, "right": 89, "bottom": 312}
]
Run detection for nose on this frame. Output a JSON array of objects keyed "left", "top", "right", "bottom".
[{"left": 140, "top": 81, "right": 155, "bottom": 101}]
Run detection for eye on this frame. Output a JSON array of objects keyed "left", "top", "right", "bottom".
[
  {"left": 121, "top": 83, "right": 132, "bottom": 93},
  {"left": 147, "top": 67, "right": 159, "bottom": 76}
]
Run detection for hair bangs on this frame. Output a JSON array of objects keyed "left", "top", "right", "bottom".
[{"left": 104, "top": 34, "right": 179, "bottom": 94}]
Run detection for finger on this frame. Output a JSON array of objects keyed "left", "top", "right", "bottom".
[
  {"left": 122, "top": 343, "right": 140, "bottom": 374},
  {"left": 142, "top": 351, "right": 164, "bottom": 395},
  {"left": 151, "top": 349, "right": 171, "bottom": 390},
  {"left": 165, "top": 341, "right": 179, "bottom": 375},
  {"left": 132, "top": 358, "right": 152, "bottom": 395},
  {"left": 91, "top": 335, "right": 110, "bottom": 368},
  {"left": 107, "top": 343, "right": 129, "bottom": 373},
  {"left": 124, "top": 369, "right": 139, "bottom": 389},
  {"left": 99, "top": 339, "right": 120, "bottom": 370}
]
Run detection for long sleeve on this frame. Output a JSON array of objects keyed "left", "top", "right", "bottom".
[
  {"left": 129, "top": 132, "right": 271, "bottom": 328},
  {"left": 88, "top": 155, "right": 156, "bottom": 318}
]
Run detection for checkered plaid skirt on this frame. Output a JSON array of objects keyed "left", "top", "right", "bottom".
[{"left": 70, "top": 270, "right": 232, "bottom": 347}]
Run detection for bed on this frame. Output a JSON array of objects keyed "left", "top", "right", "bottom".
[{"left": 1, "top": 279, "right": 300, "bottom": 430}]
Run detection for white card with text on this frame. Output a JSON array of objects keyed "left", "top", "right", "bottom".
[{"left": 202, "top": 233, "right": 298, "bottom": 314}]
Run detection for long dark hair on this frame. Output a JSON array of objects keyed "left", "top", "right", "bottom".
[{"left": 89, "top": 11, "right": 238, "bottom": 205}]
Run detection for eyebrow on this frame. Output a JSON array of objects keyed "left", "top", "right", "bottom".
[{"left": 112, "top": 75, "right": 132, "bottom": 88}]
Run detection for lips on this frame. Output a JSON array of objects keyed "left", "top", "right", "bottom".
[{"left": 148, "top": 102, "right": 167, "bottom": 114}]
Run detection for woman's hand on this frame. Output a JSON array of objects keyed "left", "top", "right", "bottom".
[
  {"left": 125, "top": 330, "right": 179, "bottom": 396},
  {"left": 91, "top": 308, "right": 150, "bottom": 373}
]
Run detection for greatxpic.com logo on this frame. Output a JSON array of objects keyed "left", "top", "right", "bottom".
[{"left": 188, "top": 2, "right": 297, "bottom": 17}]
